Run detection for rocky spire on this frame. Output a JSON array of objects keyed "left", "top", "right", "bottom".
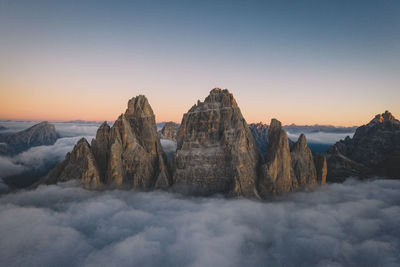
[
  {"left": 173, "top": 88, "right": 260, "bottom": 197},
  {"left": 258, "top": 119, "right": 292, "bottom": 196},
  {"left": 42, "top": 95, "right": 171, "bottom": 189},
  {"left": 290, "top": 134, "right": 317, "bottom": 187},
  {"left": 313, "top": 153, "right": 327, "bottom": 184},
  {"left": 370, "top": 110, "right": 396, "bottom": 124},
  {"left": 43, "top": 138, "right": 100, "bottom": 189}
]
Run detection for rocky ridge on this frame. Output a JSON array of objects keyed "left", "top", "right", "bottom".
[
  {"left": 0, "top": 121, "right": 58, "bottom": 156},
  {"left": 41, "top": 89, "right": 327, "bottom": 198},
  {"left": 326, "top": 111, "right": 400, "bottom": 181},
  {"left": 42, "top": 96, "right": 170, "bottom": 189}
]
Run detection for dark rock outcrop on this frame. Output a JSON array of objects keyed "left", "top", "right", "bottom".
[
  {"left": 160, "top": 122, "right": 179, "bottom": 141},
  {"left": 42, "top": 96, "right": 171, "bottom": 189},
  {"left": 326, "top": 111, "right": 400, "bottom": 180},
  {"left": 0, "top": 121, "right": 57, "bottom": 156},
  {"left": 172, "top": 88, "right": 260, "bottom": 197},
  {"left": 249, "top": 122, "right": 269, "bottom": 156}
]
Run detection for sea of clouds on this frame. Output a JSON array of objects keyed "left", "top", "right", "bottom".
[
  {"left": 0, "top": 120, "right": 356, "bottom": 191},
  {"left": 0, "top": 178, "right": 399, "bottom": 266},
  {"left": 0, "top": 121, "right": 398, "bottom": 266},
  {"left": 286, "top": 131, "right": 355, "bottom": 145}
]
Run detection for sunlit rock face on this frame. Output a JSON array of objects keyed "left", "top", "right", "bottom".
[
  {"left": 42, "top": 96, "right": 171, "bottom": 189},
  {"left": 172, "top": 88, "right": 260, "bottom": 197},
  {"left": 258, "top": 119, "right": 326, "bottom": 197},
  {"left": 40, "top": 89, "right": 328, "bottom": 197},
  {"left": 327, "top": 111, "right": 400, "bottom": 181},
  {"left": 290, "top": 134, "right": 317, "bottom": 187},
  {"left": 160, "top": 122, "right": 179, "bottom": 141},
  {"left": 258, "top": 119, "right": 293, "bottom": 196}
]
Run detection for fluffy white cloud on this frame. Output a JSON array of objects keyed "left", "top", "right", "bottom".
[{"left": 0, "top": 178, "right": 399, "bottom": 266}]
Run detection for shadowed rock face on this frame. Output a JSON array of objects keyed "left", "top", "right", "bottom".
[
  {"left": 249, "top": 123, "right": 269, "bottom": 156},
  {"left": 173, "top": 88, "right": 260, "bottom": 197},
  {"left": 43, "top": 138, "right": 100, "bottom": 189},
  {"left": 249, "top": 122, "right": 295, "bottom": 156},
  {"left": 0, "top": 121, "right": 57, "bottom": 156},
  {"left": 326, "top": 111, "right": 400, "bottom": 180},
  {"left": 258, "top": 120, "right": 326, "bottom": 197},
  {"left": 160, "top": 122, "right": 179, "bottom": 141},
  {"left": 42, "top": 96, "right": 170, "bottom": 189},
  {"left": 314, "top": 153, "right": 327, "bottom": 184}
]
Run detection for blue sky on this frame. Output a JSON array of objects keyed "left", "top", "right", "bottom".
[{"left": 1, "top": 0, "right": 399, "bottom": 125}]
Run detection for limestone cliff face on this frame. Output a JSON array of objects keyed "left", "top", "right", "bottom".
[
  {"left": 160, "top": 122, "right": 179, "bottom": 141},
  {"left": 313, "top": 153, "right": 327, "bottom": 184},
  {"left": 290, "top": 134, "right": 317, "bottom": 187},
  {"left": 40, "top": 89, "right": 328, "bottom": 197},
  {"left": 326, "top": 111, "right": 400, "bottom": 180},
  {"left": 43, "top": 96, "right": 170, "bottom": 189},
  {"left": 258, "top": 119, "right": 292, "bottom": 196},
  {"left": 258, "top": 119, "right": 326, "bottom": 197},
  {"left": 43, "top": 138, "right": 100, "bottom": 189},
  {"left": 172, "top": 88, "right": 260, "bottom": 197}
]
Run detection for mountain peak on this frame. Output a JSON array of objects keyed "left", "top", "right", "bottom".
[
  {"left": 205, "top": 88, "right": 237, "bottom": 106},
  {"left": 126, "top": 95, "right": 154, "bottom": 117},
  {"left": 370, "top": 110, "right": 397, "bottom": 124}
]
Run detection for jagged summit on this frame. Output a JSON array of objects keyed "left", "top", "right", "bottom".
[
  {"left": 189, "top": 88, "right": 237, "bottom": 113},
  {"left": 369, "top": 110, "right": 397, "bottom": 124},
  {"left": 126, "top": 95, "right": 154, "bottom": 117},
  {"left": 291, "top": 133, "right": 307, "bottom": 149},
  {"left": 327, "top": 110, "right": 400, "bottom": 181},
  {"left": 174, "top": 89, "right": 259, "bottom": 197},
  {"left": 0, "top": 121, "right": 58, "bottom": 156},
  {"left": 40, "top": 89, "right": 327, "bottom": 198},
  {"left": 42, "top": 94, "right": 170, "bottom": 189}
]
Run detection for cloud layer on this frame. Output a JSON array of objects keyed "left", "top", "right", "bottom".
[
  {"left": 0, "top": 178, "right": 399, "bottom": 267},
  {"left": 287, "top": 131, "right": 354, "bottom": 144}
]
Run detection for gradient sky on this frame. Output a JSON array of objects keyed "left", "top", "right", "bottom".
[{"left": 0, "top": 0, "right": 399, "bottom": 126}]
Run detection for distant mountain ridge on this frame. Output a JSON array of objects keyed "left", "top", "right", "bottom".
[
  {"left": 326, "top": 111, "right": 400, "bottom": 181},
  {"left": 283, "top": 124, "right": 357, "bottom": 133},
  {"left": 0, "top": 121, "right": 58, "bottom": 156}
]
